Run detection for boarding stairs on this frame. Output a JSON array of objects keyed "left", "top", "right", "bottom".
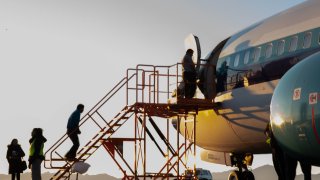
[{"left": 45, "top": 63, "right": 216, "bottom": 180}]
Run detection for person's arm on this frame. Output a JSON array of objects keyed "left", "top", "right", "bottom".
[
  {"left": 6, "top": 148, "right": 11, "bottom": 161},
  {"left": 75, "top": 112, "right": 81, "bottom": 133},
  {"left": 19, "top": 146, "right": 25, "bottom": 158},
  {"left": 75, "top": 112, "right": 81, "bottom": 126}
]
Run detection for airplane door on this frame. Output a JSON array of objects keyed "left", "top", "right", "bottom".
[{"left": 184, "top": 34, "right": 201, "bottom": 74}]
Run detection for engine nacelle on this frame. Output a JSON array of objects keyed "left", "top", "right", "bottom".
[{"left": 271, "top": 51, "right": 320, "bottom": 164}]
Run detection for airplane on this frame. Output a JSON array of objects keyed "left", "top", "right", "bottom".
[{"left": 174, "top": 0, "right": 320, "bottom": 179}]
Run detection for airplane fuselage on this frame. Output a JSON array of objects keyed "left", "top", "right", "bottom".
[{"left": 179, "top": 0, "right": 320, "bottom": 165}]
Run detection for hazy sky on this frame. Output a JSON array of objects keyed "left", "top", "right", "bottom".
[{"left": 0, "top": 0, "right": 308, "bottom": 177}]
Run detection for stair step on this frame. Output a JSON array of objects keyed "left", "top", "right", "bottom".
[{"left": 105, "top": 129, "right": 115, "bottom": 133}]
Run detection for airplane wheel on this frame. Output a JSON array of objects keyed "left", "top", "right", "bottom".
[
  {"left": 242, "top": 171, "right": 255, "bottom": 180},
  {"left": 228, "top": 171, "right": 242, "bottom": 180}
]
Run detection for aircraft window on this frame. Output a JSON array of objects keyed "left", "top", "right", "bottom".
[
  {"left": 253, "top": 47, "right": 261, "bottom": 62},
  {"left": 234, "top": 54, "right": 240, "bottom": 67},
  {"left": 244, "top": 51, "right": 250, "bottom": 64},
  {"left": 265, "top": 43, "right": 273, "bottom": 58},
  {"left": 303, "top": 32, "right": 312, "bottom": 49},
  {"left": 277, "top": 40, "right": 285, "bottom": 55},
  {"left": 226, "top": 57, "right": 231, "bottom": 66},
  {"left": 289, "top": 36, "right": 298, "bottom": 52}
]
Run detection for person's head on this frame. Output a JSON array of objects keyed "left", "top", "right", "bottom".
[
  {"left": 186, "top": 49, "right": 194, "bottom": 56},
  {"left": 77, "top": 104, "right": 84, "bottom": 113},
  {"left": 11, "top": 139, "right": 18, "bottom": 145},
  {"left": 31, "top": 128, "right": 43, "bottom": 137}
]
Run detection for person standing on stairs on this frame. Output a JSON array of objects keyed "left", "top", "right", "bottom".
[{"left": 65, "top": 104, "right": 84, "bottom": 161}]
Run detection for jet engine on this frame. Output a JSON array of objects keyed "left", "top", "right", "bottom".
[{"left": 270, "top": 51, "right": 320, "bottom": 164}]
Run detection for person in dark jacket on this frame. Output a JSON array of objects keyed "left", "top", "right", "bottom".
[
  {"left": 29, "top": 128, "right": 47, "bottom": 180},
  {"left": 65, "top": 104, "right": 84, "bottom": 161},
  {"left": 181, "top": 49, "right": 197, "bottom": 98},
  {"left": 7, "top": 139, "right": 25, "bottom": 180}
]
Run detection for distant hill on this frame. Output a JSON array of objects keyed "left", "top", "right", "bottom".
[{"left": 1, "top": 165, "right": 320, "bottom": 180}]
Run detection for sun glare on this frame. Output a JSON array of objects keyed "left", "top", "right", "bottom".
[{"left": 273, "top": 114, "right": 284, "bottom": 126}]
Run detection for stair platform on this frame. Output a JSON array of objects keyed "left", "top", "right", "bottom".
[{"left": 168, "top": 97, "right": 217, "bottom": 112}]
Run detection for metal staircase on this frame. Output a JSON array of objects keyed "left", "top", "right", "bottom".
[
  {"left": 45, "top": 63, "right": 215, "bottom": 180},
  {"left": 48, "top": 106, "right": 135, "bottom": 179}
]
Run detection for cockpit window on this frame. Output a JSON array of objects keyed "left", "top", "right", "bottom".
[
  {"left": 265, "top": 43, "right": 273, "bottom": 58},
  {"left": 303, "top": 32, "right": 312, "bottom": 49},
  {"left": 277, "top": 40, "right": 285, "bottom": 55}
]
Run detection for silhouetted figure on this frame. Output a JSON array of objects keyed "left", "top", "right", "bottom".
[
  {"left": 284, "top": 154, "right": 312, "bottom": 180},
  {"left": 29, "top": 128, "right": 47, "bottom": 180},
  {"left": 7, "top": 139, "right": 25, "bottom": 180},
  {"left": 265, "top": 123, "right": 285, "bottom": 180},
  {"left": 65, "top": 104, "right": 84, "bottom": 161},
  {"left": 300, "top": 161, "right": 312, "bottom": 180},
  {"left": 181, "top": 49, "right": 197, "bottom": 98},
  {"left": 217, "top": 61, "right": 228, "bottom": 93},
  {"left": 265, "top": 123, "right": 312, "bottom": 180}
]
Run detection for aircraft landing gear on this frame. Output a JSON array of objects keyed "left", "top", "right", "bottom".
[
  {"left": 228, "top": 169, "right": 254, "bottom": 180},
  {"left": 228, "top": 153, "right": 255, "bottom": 180}
]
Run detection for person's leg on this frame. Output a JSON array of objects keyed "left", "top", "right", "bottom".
[
  {"left": 184, "top": 72, "right": 194, "bottom": 98},
  {"left": 189, "top": 72, "right": 197, "bottom": 97},
  {"left": 183, "top": 71, "right": 190, "bottom": 98},
  {"left": 272, "top": 153, "right": 283, "bottom": 180},
  {"left": 31, "top": 159, "right": 42, "bottom": 180},
  {"left": 300, "top": 161, "right": 312, "bottom": 180},
  {"left": 16, "top": 173, "right": 20, "bottom": 180},
  {"left": 271, "top": 146, "right": 285, "bottom": 180},
  {"left": 11, "top": 173, "right": 15, "bottom": 180},
  {"left": 284, "top": 153, "right": 297, "bottom": 180},
  {"left": 68, "top": 132, "right": 80, "bottom": 158}
]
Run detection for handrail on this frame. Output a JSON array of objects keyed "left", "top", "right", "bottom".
[
  {"left": 45, "top": 74, "right": 136, "bottom": 167},
  {"left": 46, "top": 62, "right": 194, "bottom": 172}
]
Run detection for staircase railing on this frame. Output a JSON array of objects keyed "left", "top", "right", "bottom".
[
  {"left": 44, "top": 74, "right": 136, "bottom": 169},
  {"left": 44, "top": 63, "right": 193, "bottom": 180}
]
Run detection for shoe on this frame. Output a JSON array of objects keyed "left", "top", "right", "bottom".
[
  {"left": 64, "top": 155, "right": 77, "bottom": 161},
  {"left": 66, "top": 157, "right": 77, "bottom": 161}
]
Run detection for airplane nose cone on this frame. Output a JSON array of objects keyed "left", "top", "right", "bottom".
[{"left": 271, "top": 51, "right": 320, "bottom": 162}]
